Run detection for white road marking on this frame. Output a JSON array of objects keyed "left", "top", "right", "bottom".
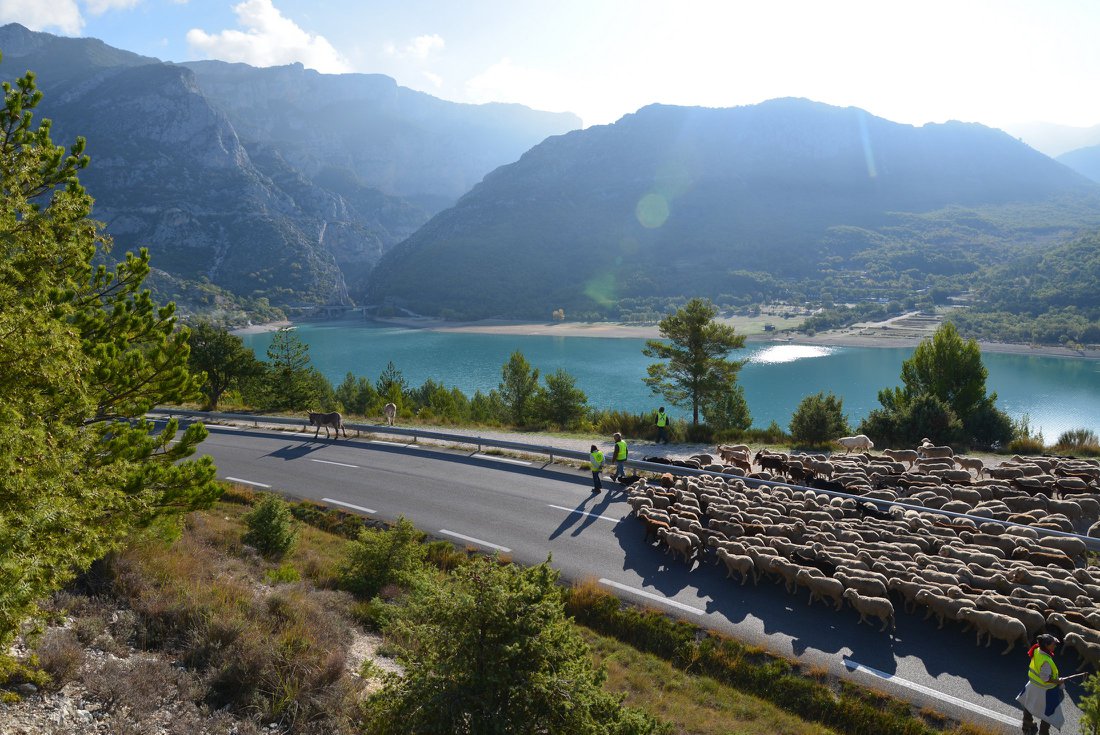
[
  {"left": 224, "top": 476, "right": 271, "bottom": 488},
  {"left": 311, "top": 458, "right": 359, "bottom": 468},
  {"left": 439, "top": 530, "right": 511, "bottom": 552},
  {"left": 473, "top": 453, "right": 531, "bottom": 466},
  {"left": 547, "top": 504, "right": 620, "bottom": 523},
  {"left": 211, "top": 424, "right": 242, "bottom": 430},
  {"left": 322, "top": 498, "right": 376, "bottom": 514},
  {"left": 843, "top": 658, "right": 1019, "bottom": 726},
  {"left": 598, "top": 579, "right": 705, "bottom": 616}
]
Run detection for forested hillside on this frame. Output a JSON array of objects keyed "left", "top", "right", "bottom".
[{"left": 368, "top": 99, "right": 1100, "bottom": 321}]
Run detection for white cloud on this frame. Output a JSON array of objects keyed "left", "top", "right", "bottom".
[
  {"left": 84, "top": 0, "right": 142, "bottom": 14},
  {"left": 422, "top": 71, "right": 443, "bottom": 89},
  {"left": 0, "top": 0, "right": 83, "bottom": 34},
  {"left": 465, "top": 57, "right": 573, "bottom": 113},
  {"left": 187, "top": 0, "right": 350, "bottom": 73},
  {"left": 385, "top": 33, "right": 444, "bottom": 60}
]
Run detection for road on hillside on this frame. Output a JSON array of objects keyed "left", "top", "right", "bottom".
[{"left": 177, "top": 422, "right": 1086, "bottom": 734}]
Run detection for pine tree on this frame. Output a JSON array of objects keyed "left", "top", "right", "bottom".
[
  {"left": 0, "top": 61, "right": 218, "bottom": 649},
  {"left": 187, "top": 321, "right": 264, "bottom": 410}
]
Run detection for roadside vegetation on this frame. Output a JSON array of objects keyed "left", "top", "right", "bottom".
[{"left": 6, "top": 489, "right": 1058, "bottom": 734}]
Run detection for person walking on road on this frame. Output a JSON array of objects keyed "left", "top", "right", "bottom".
[
  {"left": 655, "top": 406, "right": 670, "bottom": 444},
  {"left": 1017, "top": 633, "right": 1065, "bottom": 734},
  {"left": 610, "top": 433, "right": 628, "bottom": 483},
  {"left": 589, "top": 445, "right": 604, "bottom": 494}
]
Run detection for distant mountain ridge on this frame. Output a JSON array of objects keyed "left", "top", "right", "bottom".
[
  {"left": 1058, "top": 146, "right": 1100, "bottom": 184},
  {"left": 367, "top": 99, "right": 1100, "bottom": 319},
  {"left": 0, "top": 23, "right": 579, "bottom": 314}
]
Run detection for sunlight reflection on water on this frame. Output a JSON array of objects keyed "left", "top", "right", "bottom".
[{"left": 749, "top": 344, "right": 837, "bottom": 364}]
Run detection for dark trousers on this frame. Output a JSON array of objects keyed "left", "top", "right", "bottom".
[
  {"left": 1022, "top": 710, "right": 1050, "bottom": 735},
  {"left": 591, "top": 471, "right": 602, "bottom": 491},
  {"left": 656, "top": 426, "right": 667, "bottom": 444}
]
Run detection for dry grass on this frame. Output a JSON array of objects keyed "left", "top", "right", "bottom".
[{"left": 581, "top": 627, "right": 839, "bottom": 735}]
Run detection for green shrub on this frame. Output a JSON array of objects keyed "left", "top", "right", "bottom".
[
  {"left": 338, "top": 517, "right": 428, "bottom": 599},
  {"left": 242, "top": 494, "right": 298, "bottom": 559},
  {"left": 1080, "top": 671, "right": 1100, "bottom": 735},
  {"left": 1054, "top": 428, "right": 1100, "bottom": 456},
  {"left": 789, "top": 391, "right": 850, "bottom": 447},
  {"left": 742, "top": 421, "right": 790, "bottom": 444},
  {"left": 263, "top": 563, "right": 301, "bottom": 585}
]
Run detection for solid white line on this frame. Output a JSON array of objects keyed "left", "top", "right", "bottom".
[
  {"left": 311, "top": 458, "right": 360, "bottom": 468},
  {"left": 439, "top": 530, "right": 511, "bottom": 552},
  {"left": 322, "top": 498, "right": 376, "bottom": 514},
  {"left": 599, "top": 579, "right": 705, "bottom": 616},
  {"left": 843, "top": 658, "right": 1019, "bottom": 726},
  {"left": 547, "top": 504, "right": 620, "bottom": 523},
  {"left": 224, "top": 476, "right": 271, "bottom": 488},
  {"left": 473, "top": 453, "right": 531, "bottom": 466}
]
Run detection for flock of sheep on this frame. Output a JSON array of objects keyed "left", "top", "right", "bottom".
[{"left": 627, "top": 439, "right": 1100, "bottom": 671}]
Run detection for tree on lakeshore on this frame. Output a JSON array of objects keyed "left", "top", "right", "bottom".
[
  {"left": 264, "top": 327, "right": 332, "bottom": 410},
  {"left": 499, "top": 350, "right": 540, "bottom": 426},
  {"left": 187, "top": 321, "right": 264, "bottom": 410},
  {"left": 643, "top": 298, "right": 746, "bottom": 425},
  {"left": 363, "top": 556, "right": 665, "bottom": 735},
  {"left": 533, "top": 368, "right": 589, "bottom": 429},
  {"left": 789, "top": 391, "right": 850, "bottom": 446},
  {"left": 0, "top": 61, "right": 218, "bottom": 650},
  {"left": 702, "top": 384, "right": 752, "bottom": 433},
  {"left": 376, "top": 360, "right": 408, "bottom": 409},
  {"left": 857, "top": 323, "right": 1012, "bottom": 448}
]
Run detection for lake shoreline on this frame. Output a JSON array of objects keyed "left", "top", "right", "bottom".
[{"left": 232, "top": 316, "right": 1100, "bottom": 360}]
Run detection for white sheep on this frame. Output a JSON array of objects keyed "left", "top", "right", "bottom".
[
  {"left": 661, "top": 529, "right": 697, "bottom": 564},
  {"left": 837, "top": 435, "right": 874, "bottom": 453},
  {"left": 843, "top": 589, "right": 895, "bottom": 631},
  {"left": 883, "top": 448, "right": 919, "bottom": 467},
  {"left": 1062, "top": 632, "right": 1100, "bottom": 672},
  {"left": 918, "top": 444, "right": 954, "bottom": 459},
  {"left": 959, "top": 608, "right": 1027, "bottom": 654},
  {"left": 954, "top": 456, "right": 985, "bottom": 478},
  {"left": 797, "top": 569, "right": 844, "bottom": 610},
  {"left": 717, "top": 548, "right": 755, "bottom": 585}
]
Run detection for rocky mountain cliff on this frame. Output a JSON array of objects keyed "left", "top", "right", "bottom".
[
  {"left": 367, "top": 99, "right": 1100, "bottom": 319},
  {"left": 0, "top": 23, "right": 579, "bottom": 314}
]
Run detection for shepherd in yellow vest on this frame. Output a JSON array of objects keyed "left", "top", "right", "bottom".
[
  {"left": 589, "top": 445, "right": 604, "bottom": 494},
  {"left": 655, "top": 406, "right": 669, "bottom": 444},
  {"left": 610, "top": 433, "right": 628, "bottom": 483},
  {"left": 1016, "top": 634, "right": 1064, "bottom": 734}
]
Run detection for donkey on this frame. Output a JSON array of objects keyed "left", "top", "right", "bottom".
[{"left": 308, "top": 411, "right": 347, "bottom": 439}]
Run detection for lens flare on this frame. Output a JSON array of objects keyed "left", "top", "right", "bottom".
[
  {"left": 584, "top": 272, "right": 617, "bottom": 306},
  {"left": 635, "top": 193, "right": 670, "bottom": 228},
  {"left": 858, "top": 111, "right": 877, "bottom": 179}
]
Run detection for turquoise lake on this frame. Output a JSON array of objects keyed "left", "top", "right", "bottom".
[{"left": 240, "top": 322, "right": 1100, "bottom": 440}]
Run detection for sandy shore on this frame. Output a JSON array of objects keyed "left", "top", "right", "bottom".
[
  {"left": 233, "top": 315, "right": 1100, "bottom": 360},
  {"left": 230, "top": 320, "right": 292, "bottom": 335}
]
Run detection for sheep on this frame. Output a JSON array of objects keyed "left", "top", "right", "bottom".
[
  {"left": 641, "top": 515, "right": 671, "bottom": 544},
  {"left": 797, "top": 569, "right": 845, "bottom": 610},
  {"left": 1062, "top": 632, "right": 1100, "bottom": 672},
  {"left": 837, "top": 435, "right": 874, "bottom": 453},
  {"left": 918, "top": 444, "right": 954, "bottom": 459},
  {"left": 959, "top": 608, "right": 1028, "bottom": 654},
  {"left": 834, "top": 569, "right": 889, "bottom": 599},
  {"left": 382, "top": 402, "right": 397, "bottom": 426},
  {"left": 954, "top": 456, "right": 985, "bottom": 478},
  {"left": 915, "top": 589, "right": 974, "bottom": 629},
  {"left": 1047, "top": 612, "right": 1100, "bottom": 646},
  {"left": 1036, "top": 535, "right": 1088, "bottom": 560},
  {"left": 888, "top": 578, "right": 927, "bottom": 614},
  {"left": 843, "top": 589, "right": 895, "bottom": 631},
  {"left": 1010, "top": 545, "right": 1076, "bottom": 571},
  {"left": 883, "top": 448, "right": 919, "bottom": 467},
  {"left": 716, "top": 548, "right": 755, "bottom": 585},
  {"left": 659, "top": 528, "right": 697, "bottom": 564}
]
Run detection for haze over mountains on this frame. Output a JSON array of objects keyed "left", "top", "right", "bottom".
[
  {"left": 0, "top": 23, "right": 578, "bottom": 313},
  {"left": 6, "top": 23, "right": 1100, "bottom": 326}
]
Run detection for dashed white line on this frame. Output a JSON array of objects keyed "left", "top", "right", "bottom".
[
  {"left": 843, "top": 658, "right": 1018, "bottom": 726},
  {"left": 370, "top": 440, "right": 420, "bottom": 448},
  {"left": 547, "top": 504, "right": 620, "bottom": 523},
  {"left": 439, "top": 530, "right": 511, "bottom": 552},
  {"left": 473, "top": 453, "right": 531, "bottom": 466},
  {"left": 224, "top": 476, "right": 271, "bottom": 488},
  {"left": 598, "top": 579, "right": 705, "bottom": 615},
  {"left": 322, "top": 498, "right": 376, "bottom": 514},
  {"left": 311, "top": 458, "right": 359, "bottom": 468}
]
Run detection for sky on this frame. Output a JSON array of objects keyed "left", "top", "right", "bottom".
[{"left": 2, "top": 0, "right": 1099, "bottom": 130}]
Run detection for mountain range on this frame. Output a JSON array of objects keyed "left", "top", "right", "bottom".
[
  {"left": 367, "top": 99, "right": 1100, "bottom": 319},
  {"left": 0, "top": 23, "right": 578, "bottom": 315}
]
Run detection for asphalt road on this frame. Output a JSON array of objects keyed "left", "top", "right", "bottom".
[{"left": 184, "top": 422, "right": 1087, "bottom": 734}]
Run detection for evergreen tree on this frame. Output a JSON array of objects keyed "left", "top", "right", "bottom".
[
  {"left": 0, "top": 62, "right": 218, "bottom": 649},
  {"left": 643, "top": 298, "right": 746, "bottom": 424},
  {"left": 499, "top": 351, "right": 540, "bottom": 426},
  {"left": 376, "top": 360, "right": 408, "bottom": 408},
  {"left": 187, "top": 321, "right": 264, "bottom": 410},
  {"left": 789, "top": 391, "right": 850, "bottom": 446},
  {"left": 335, "top": 372, "right": 379, "bottom": 416},
  {"left": 264, "top": 327, "right": 327, "bottom": 410},
  {"left": 702, "top": 384, "right": 752, "bottom": 433},
  {"left": 364, "top": 557, "right": 665, "bottom": 735},
  {"left": 533, "top": 368, "right": 589, "bottom": 429}
]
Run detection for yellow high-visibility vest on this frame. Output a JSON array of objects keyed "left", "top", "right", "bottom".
[
  {"left": 1029, "top": 650, "right": 1059, "bottom": 689},
  {"left": 614, "top": 440, "right": 628, "bottom": 460},
  {"left": 656, "top": 412, "right": 668, "bottom": 427},
  {"left": 590, "top": 451, "right": 604, "bottom": 471}
]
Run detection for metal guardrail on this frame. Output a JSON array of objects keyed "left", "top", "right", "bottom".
[{"left": 149, "top": 408, "right": 1100, "bottom": 551}]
